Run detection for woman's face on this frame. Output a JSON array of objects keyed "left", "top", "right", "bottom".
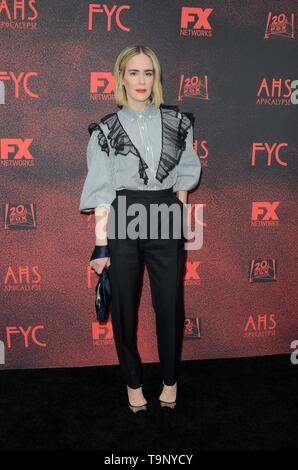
[{"left": 121, "top": 53, "right": 154, "bottom": 106}]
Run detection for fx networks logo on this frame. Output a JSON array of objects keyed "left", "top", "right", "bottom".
[
  {"left": 251, "top": 201, "right": 280, "bottom": 227},
  {"left": 0, "top": 137, "right": 34, "bottom": 167},
  {"left": 88, "top": 268, "right": 112, "bottom": 341},
  {"left": 244, "top": 314, "right": 277, "bottom": 338},
  {"left": 249, "top": 259, "right": 277, "bottom": 282},
  {"left": 6, "top": 326, "right": 46, "bottom": 349},
  {"left": 178, "top": 73, "right": 209, "bottom": 101},
  {"left": 0, "top": 71, "right": 39, "bottom": 104},
  {"left": 264, "top": 12, "right": 295, "bottom": 39},
  {"left": 0, "top": 0, "right": 38, "bottom": 30},
  {"left": 88, "top": 2, "right": 130, "bottom": 31},
  {"left": 180, "top": 7, "right": 213, "bottom": 37},
  {"left": 92, "top": 321, "right": 114, "bottom": 346},
  {"left": 185, "top": 261, "right": 202, "bottom": 286},
  {"left": 3, "top": 265, "right": 41, "bottom": 292},
  {"left": 184, "top": 318, "right": 201, "bottom": 340},
  {"left": 90, "top": 72, "right": 114, "bottom": 101},
  {"left": 256, "top": 78, "right": 298, "bottom": 106},
  {"left": 3, "top": 203, "right": 37, "bottom": 230},
  {"left": 251, "top": 142, "right": 288, "bottom": 167}
]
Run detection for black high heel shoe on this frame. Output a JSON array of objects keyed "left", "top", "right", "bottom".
[
  {"left": 159, "top": 399, "right": 176, "bottom": 415},
  {"left": 127, "top": 385, "right": 148, "bottom": 414},
  {"left": 159, "top": 381, "right": 177, "bottom": 415},
  {"left": 128, "top": 400, "right": 148, "bottom": 414}
]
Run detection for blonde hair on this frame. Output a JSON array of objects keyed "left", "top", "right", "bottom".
[{"left": 113, "top": 45, "right": 164, "bottom": 108}]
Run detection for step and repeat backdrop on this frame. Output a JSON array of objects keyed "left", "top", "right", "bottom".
[{"left": 0, "top": 1, "right": 297, "bottom": 369}]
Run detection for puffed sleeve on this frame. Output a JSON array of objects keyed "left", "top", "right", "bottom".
[
  {"left": 79, "top": 122, "right": 116, "bottom": 213},
  {"left": 172, "top": 113, "right": 201, "bottom": 192}
]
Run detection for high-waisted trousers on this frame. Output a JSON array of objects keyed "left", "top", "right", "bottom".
[{"left": 107, "top": 188, "right": 186, "bottom": 389}]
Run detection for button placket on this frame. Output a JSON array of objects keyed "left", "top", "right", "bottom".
[
  {"left": 117, "top": 106, "right": 167, "bottom": 191},
  {"left": 137, "top": 116, "right": 156, "bottom": 188},
  {"left": 144, "top": 116, "right": 156, "bottom": 175},
  {"left": 148, "top": 131, "right": 155, "bottom": 175}
]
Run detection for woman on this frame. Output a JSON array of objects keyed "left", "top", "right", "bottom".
[{"left": 79, "top": 45, "right": 201, "bottom": 415}]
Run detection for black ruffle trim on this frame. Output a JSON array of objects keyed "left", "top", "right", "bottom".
[
  {"left": 101, "top": 112, "right": 149, "bottom": 185},
  {"left": 155, "top": 105, "right": 194, "bottom": 183},
  {"left": 90, "top": 105, "right": 195, "bottom": 184},
  {"left": 88, "top": 122, "right": 110, "bottom": 157}
]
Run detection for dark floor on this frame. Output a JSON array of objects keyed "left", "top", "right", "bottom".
[{"left": 0, "top": 354, "right": 297, "bottom": 450}]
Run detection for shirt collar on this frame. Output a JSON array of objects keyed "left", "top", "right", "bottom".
[{"left": 119, "top": 102, "right": 159, "bottom": 121}]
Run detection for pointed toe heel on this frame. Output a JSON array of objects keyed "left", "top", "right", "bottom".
[
  {"left": 159, "top": 399, "right": 177, "bottom": 415},
  {"left": 128, "top": 400, "right": 148, "bottom": 415}
]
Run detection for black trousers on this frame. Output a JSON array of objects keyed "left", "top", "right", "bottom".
[{"left": 107, "top": 188, "right": 186, "bottom": 389}]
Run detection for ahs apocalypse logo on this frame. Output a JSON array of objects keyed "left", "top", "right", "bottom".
[
  {"left": 256, "top": 78, "right": 298, "bottom": 106},
  {"left": 244, "top": 314, "right": 277, "bottom": 338},
  {"left": 3, "top": 265, "right": 41, "bottom": 291},
  {"left": 0, "top": 0, "right": 38, "bottom": 30}
]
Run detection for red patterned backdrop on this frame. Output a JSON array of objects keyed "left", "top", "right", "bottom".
[{"left": 0, "top": 0, "right": 297, "bottom": 369}]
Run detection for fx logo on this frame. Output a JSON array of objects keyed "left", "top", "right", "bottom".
[
  {"left": 0, "top": 138, "right": 33, "bottom": 160},
  {"left": 181, "top": 7, "right": 213, "bottom": 29},
  {"left": 251, "top": 202, "right": 280, "bottom": 221},
  {"left": 90, "top": 72, "right": 114, "bottom": 94}
]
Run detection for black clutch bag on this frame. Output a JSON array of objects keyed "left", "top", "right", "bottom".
[{"left": 95, "top": 265, "right": 111, "bottom": 321}]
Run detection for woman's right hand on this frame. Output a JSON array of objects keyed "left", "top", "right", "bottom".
[{"left": 90, "top": 256, "right": 111, "bottom": 275}]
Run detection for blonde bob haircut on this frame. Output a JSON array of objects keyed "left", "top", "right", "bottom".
[{"left": 113, "top": 45, "right": 164, "bottom": 108}]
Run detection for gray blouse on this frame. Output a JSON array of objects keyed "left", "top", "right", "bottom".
[{"left": 79, "top": 102, "right": 201, "bottom": 212}]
